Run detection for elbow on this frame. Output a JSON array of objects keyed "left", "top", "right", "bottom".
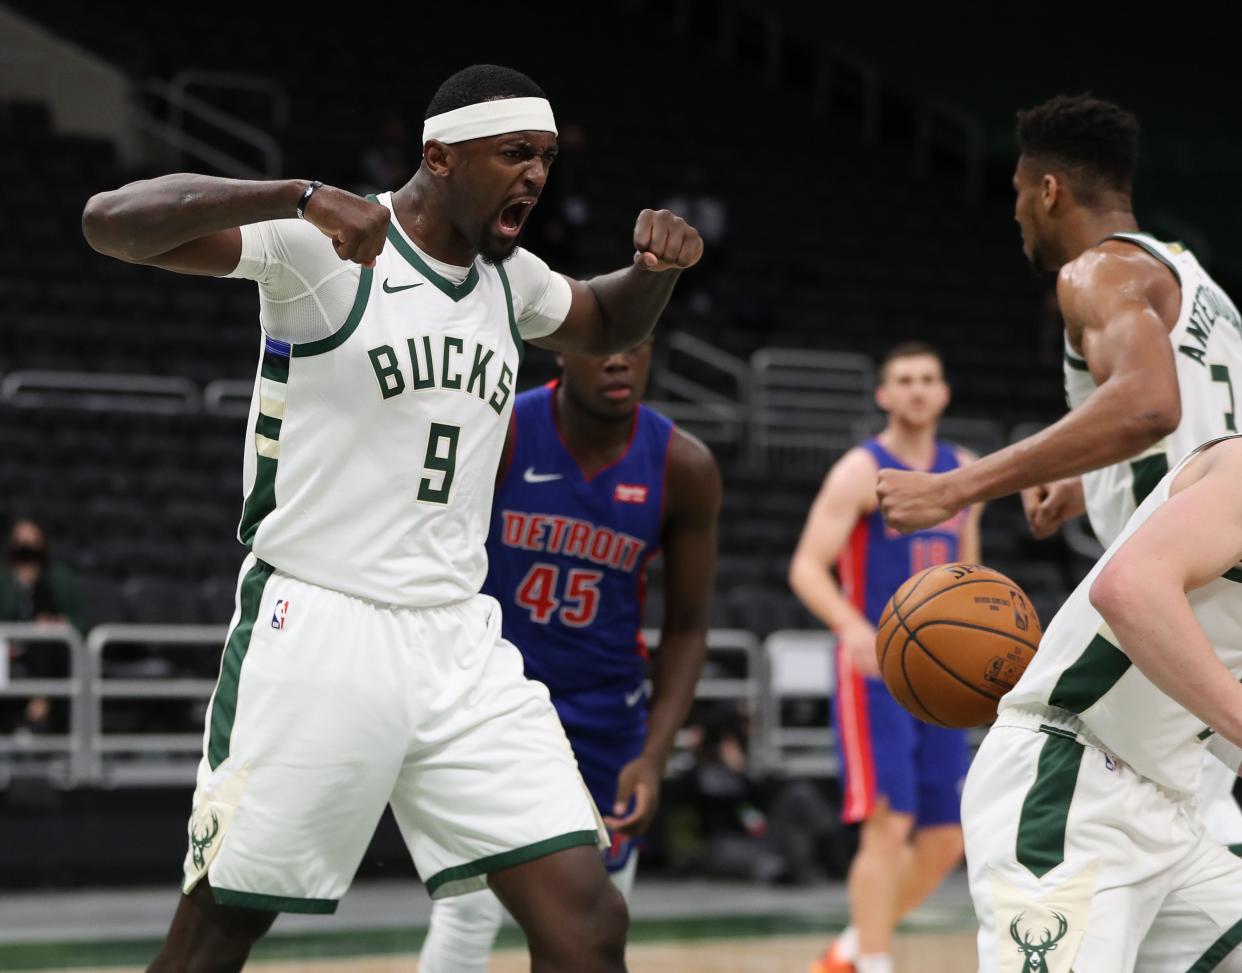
[
  {"left": 1125, "top": 400, "right": 1181, "bottom": 450},
  {"left": 1088, "top": 559, "right": 1140, "bottom": 630},
  {"left": 81, "top": 191, "right": 141, "bottom": 261},
  {"left": 81, "top": 192, "right": 118, "bottom": 256}
]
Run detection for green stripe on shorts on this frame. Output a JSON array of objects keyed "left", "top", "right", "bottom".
[
  {"left": 1186, "top": 917, "right": 1242, "bottom": 972},
  {"left": 424, "top": 830, "right": 600, "bottom": 898},
  {"left": 1015, "top": 728, "right": 1084, "bottom": 879},
  {"left": 208, "top": 559, "right": 274, "bottom": 770},
  {"left": 212, "top": 887, "right": 337, "bottom": 914}
]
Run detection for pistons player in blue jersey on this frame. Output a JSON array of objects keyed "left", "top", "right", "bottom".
[
  {"left": 419, "top": 337, "right": 722, "bottom": 973},
  {"left": 789, "top": 343, "right": 982, "bottom": 973}
]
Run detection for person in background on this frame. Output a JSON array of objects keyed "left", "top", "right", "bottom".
[{"left": 0, "top": 517, "right": 85, "bottom": 732}]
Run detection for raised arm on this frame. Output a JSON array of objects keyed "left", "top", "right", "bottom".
[
  {"left": 788, "top": 448, "right": 880, "bottom": 675},
  {"left": 1089, "top": 439, "right": 1242, "bottom": 752},
  {"left": 879, "top": 250, "right": 1180, "bottom": 532},
  {"left": 82, "top": 174, "right": 389, "bottom": 275},
  {"left": 532, "top": 209, "right": 703, "bottom": 356},
  {"left": 603, "top": 428, "right": 721, "bottom": 836}
]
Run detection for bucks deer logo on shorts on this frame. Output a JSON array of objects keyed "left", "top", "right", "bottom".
[
  {"left": 1009, "top": 911, "right": 1068, "bottom": 972},
  {"left": 190, "top": 810, "right": 220, "bottom": 870}
]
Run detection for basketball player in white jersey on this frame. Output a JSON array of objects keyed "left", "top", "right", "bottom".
[
  {"left": 875, "top": 94, "right": 1242, "bottom": 844},
  {"left": 81, "top": 65, "right": 702, "bottom": 973},
  {"left": 964, "top": 434, "right": 1242, "bottom": 970}
]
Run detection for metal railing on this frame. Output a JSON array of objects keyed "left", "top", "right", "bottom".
[
  {"left": 1, "top": 622, "right": 844, "bottom": 787},
  {"left": 88, "top": 625, "right": 226, "bottom": 786},
  {"left": 749, "top": 348, "right": 875, "bottom": 472},
  {"left": 131, "top": 74, "right": 286, "bottom": 179},
  {"left": 0, "top": 622, "right": 89, "bottom": 786},
  {"left": 0, "top": 371, "right": 199, "bottom": 414}
]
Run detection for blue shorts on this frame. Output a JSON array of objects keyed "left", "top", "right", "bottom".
[
  {"left": 559, "top": 711, "right": 646, "bottom": 875},
  {"left": 831, "top": 648, "right": 969, "bottom": 827}
]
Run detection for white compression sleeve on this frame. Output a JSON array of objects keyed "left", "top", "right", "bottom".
[
  {"left": 418, "top": 888, "right": 505, "bottom": 973},
  {"left": 503, "top": 247, "right": 572, "bottom": 341},
  {"left": 224, "top": 220, "right": 362, "bottom": 344}
]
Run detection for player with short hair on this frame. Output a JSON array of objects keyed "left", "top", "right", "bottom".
[
  {"left": 876, "top": 94, "right": 1242, "bottom": 846},
  {"left": 790, "top": 343, "right": 982, "bottom": 973},
  {"left": 418, "top": 337, "right": 721, "bottom": 971},
  {"left": 81, "top": 64, "right": 702, "bottom": 973},
  {"left": 964, "top": 434, "right": 1242, "bottom": 970}
]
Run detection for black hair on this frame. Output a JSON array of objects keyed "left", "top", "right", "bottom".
[
  {"left": 1016, "top": 94, "right": 1140, "bottom": 200},
  {"left": 424, "top": 64, "right": 545, "bottom": 119}
]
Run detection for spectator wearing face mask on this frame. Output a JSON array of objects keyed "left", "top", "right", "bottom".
[{"left": 0, "top": 517, "right": 85, "bottom": 731}]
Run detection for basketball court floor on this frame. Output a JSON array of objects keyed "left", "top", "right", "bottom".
[{"left": 0, "top": 875, "right": 979, "bottom": 971}]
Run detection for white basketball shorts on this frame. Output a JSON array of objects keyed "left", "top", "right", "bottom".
[
  {"left": 182, "top": 555, "right": 606, "bottom": 913},
  {"left": 963, "top": 707, "right": 1242, "bottom": 973}
]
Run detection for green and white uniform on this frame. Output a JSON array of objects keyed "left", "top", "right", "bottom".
[
  {"left": 1064, "top": 233, "right": 1242, "bottom": 546},
  {"left": 964, "top": 439, "right": 1242, "bottom": 972},
  {"left": 1064, "top": 232, "right": 1242, "bottom": 849},
  {"left": 183, "top": 193, "right": 605, "bottom": 913}
]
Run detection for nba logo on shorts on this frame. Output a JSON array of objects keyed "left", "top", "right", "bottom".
[{"left": 271, "top": 599, "right": 290, "bottom": 630}]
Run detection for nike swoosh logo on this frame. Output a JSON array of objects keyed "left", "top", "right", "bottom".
[
  {"left": 625, "top": 686, "right": 646, "bottom": 707},
  {"left": 382, "top": 278, "right": 423, "bottom": 293},
  {"left": 523, "top": 467, "right": 563, "bottom": 484}
]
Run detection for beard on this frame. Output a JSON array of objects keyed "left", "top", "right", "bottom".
[{"left": 477, "top": 224, "right": 522, "bottom": 266}]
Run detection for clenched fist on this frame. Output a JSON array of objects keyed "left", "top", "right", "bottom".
[
  {"left": 877, "top": 468, "right": 963, "bottom": 534},
  {"left": 632, "top": 209, "right": 703, "bottom": 272},
  {"left": 302, "top": 184, "right": 390, "bottom": 268}
]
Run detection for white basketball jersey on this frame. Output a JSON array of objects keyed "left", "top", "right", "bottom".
[
  {"left": 1064, "top": 232, "right": 1242, "bottom": 546},
  {"left": 237, "top": 193, "right": 523, "bottom": 607},
  {"left": 1002, "top": 437, "right": 1242, "bottom": 794}
]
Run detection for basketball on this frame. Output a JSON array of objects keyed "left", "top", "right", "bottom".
[{"left": 875, "top": 563, "right": 1041, "bottom": 728}]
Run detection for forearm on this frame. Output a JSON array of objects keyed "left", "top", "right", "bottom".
[
  {"left": 946, "top": 382, "right": 1173, "bottom": 507},
  {"left": 584, "top": 265, "right": 681, "bottom": 354},
  {"left": 83, "top": 174, "right": 308, "bottom": 261},
  {"left": 642, "top": 630, "right": 707, "bottom": 769},
  {"left": 789, "top": 557, "right": 866, "bottom": 632},
  {"left": 1098, "top": 580, "right": 1242, "bottom": 749}
]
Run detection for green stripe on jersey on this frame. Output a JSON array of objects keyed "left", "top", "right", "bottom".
[
  {"left": 1064, "top": 348, "right": 1090, "bottom": 372},
  {"left": 1186, "top": 917, "right": 1242, "bottom": 972},
  {"left": 1224, "top": 567, "right": 1242, "bottom": 584},
  {"left": 207, "top": 559, "right": 274, "bottom": 770},
  {"left": 1131, "top": 452, "right": 1170, "bottom": 506},
  {"left": 1015, "top": 729, "right": 1085, "bottom": 878},
  {"left": 495, "top": 263, "right": 524, "bottom": 367},
  {"left": 1048, "top": 632, "right": 1132, "bottom": 714},
  {"left": 384, "top": 222, "right": 479, "bottom": 302}
]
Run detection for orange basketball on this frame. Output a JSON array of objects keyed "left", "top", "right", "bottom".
[{"left": 875, "top": 563, "right": 1041, "bottom": 728}]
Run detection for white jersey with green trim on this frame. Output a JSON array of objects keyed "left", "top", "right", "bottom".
[
  {"left": 229, "top": 192, "right": 567, "bottom": 607},
  {"left": 1064, "top": 232, "right": 1242, "bottom": 547},
  {"left": 1001, "top": 437, "right": 1242, "bottom": 795}
]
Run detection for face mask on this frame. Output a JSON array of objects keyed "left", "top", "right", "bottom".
[{"left": 9, "top": 544, "right": 47, "bottom": 566}]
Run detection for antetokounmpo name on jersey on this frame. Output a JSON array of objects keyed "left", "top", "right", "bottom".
[
  {"left": 500, "top": 510, "right": 647, "bottom": 572},
  {"left": 366, "top": 335, "right": 515, "bottom": 414},
  {"left": 1178, "top": 283, "right": 1242, "bottom": 367}
]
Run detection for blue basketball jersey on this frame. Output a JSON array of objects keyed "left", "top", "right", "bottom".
[
  {"left": 838, "top": 438, "right": 965, "bottom": 627},
  {"left": 484, "top": 384, "right": 674, "bottom": 737}
]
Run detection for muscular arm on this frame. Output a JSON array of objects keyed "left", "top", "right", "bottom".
[
  {"left": 1089, "top": 440, "right": 1242, "bottom": 751},
  {"left": 879, "top": 252, "right": 1181, "bottom": 532},
  {"left": 532, "top": 209, "right": 703, "bottom": 355},
  {"left": 605, "top": 429, "right": 721, "bottom": 834},
  {"left": 82, "top": 174, "right": 388, "bottom": 275},
  {"left": 948, "top": 253, "right": 1180, "bottom": 503},
  {"left": 955, "top": 447, "right": 984, "bottom": 564},
  {"left": 788, "top": 448, "right": 876, "bottom": 631}
]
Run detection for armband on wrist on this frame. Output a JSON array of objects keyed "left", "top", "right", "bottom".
[{"left": 296, "top": 181, "right": 323, "bottom": 219}]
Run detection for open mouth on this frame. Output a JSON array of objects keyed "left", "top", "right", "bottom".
[{"left": 496, "top": 198, "right": 535, "bottom": 238}]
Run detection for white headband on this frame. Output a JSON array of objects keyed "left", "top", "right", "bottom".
[{"left": 422, "top": 97, "right": 557, "bottom": 146}]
